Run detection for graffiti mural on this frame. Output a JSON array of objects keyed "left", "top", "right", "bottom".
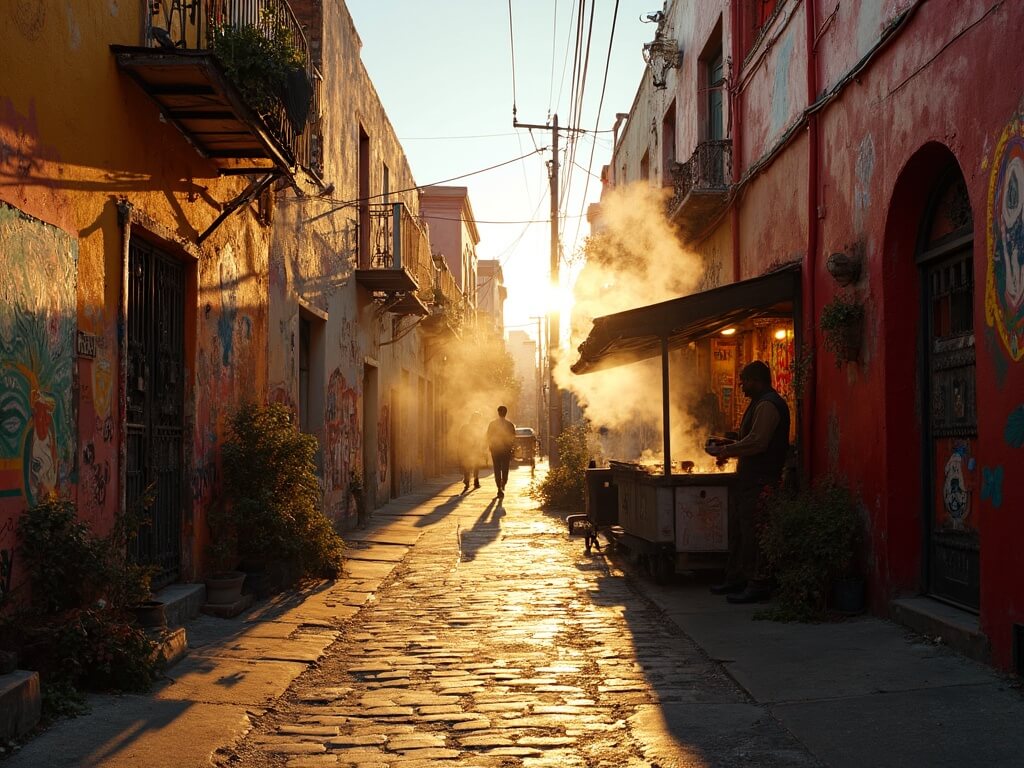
[
  {"left": 325, "top": 368, "right": 360, "bottom": 494},
  {"left": 378, "top": 404, "right": 391, "bottom": 490},
  {"left": 986, "top": 115, "right": 1024, "bottom": 361},
  {"left": 0, "top": 204, "right": 77, "bottom": 505},
  {"left": 981, "top": 465, "right": 1004, "bottom": 509}
]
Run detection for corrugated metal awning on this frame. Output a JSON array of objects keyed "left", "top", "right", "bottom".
[{"left": 571, "top": 264, "right": 800, "bottom": 375}]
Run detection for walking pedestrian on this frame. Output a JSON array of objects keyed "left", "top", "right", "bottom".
[
  {"left": 705, "top": 360, "right": 790, "bottom": 604},
  {"left": 486, "top": 405, "right": 516, "bottom": 498},
  {"left": 458, "top": 412, "right": 485, "bottom": 493}
]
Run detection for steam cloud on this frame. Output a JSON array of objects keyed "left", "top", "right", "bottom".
[{"left": 556, "top": 183, "right": 714, "bottom": 466}]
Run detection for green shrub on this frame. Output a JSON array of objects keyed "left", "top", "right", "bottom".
[
  {"left": 9, "top": 498, "right": 162, "bottom": 719},
  {"left": 532, "top": 423, "right": 591, "bottom": 511},
  {"left": 758, "top": 476, "right": 862, "bottom": 621},
  {"left": 211, "top": 12, "right": 304, "bottom": 115},
  {"left": 217, "top": 402, "right": 344, "bottom": 579}
]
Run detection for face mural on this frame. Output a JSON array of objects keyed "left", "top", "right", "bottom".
[{"left": 987, "top": 116, "right": 1024, "bottom": 361}]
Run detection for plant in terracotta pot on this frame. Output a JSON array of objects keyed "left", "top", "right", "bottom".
[{"left": 820, "top": 293, "right": 864, "bottom": 366}]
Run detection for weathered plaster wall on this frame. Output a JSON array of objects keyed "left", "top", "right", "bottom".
[{"left": 1, "top": 1, "right": 270, "bottom": 580}]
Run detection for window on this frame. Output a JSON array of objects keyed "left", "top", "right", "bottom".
[
  {"left": 382, "top": 162, "right": 390, "bottom": 203},
  {"left": 298, "top": 308, "right": 325, "bottom": 436},
  {"left": 662, "top": 99, "right": 676, "bottom": 184},
  {"left": 640, "top": 150, "right": 650, "bottom": 181}
]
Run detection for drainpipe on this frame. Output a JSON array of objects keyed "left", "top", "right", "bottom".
[
  {"left": 803, "top": 0, "right": 819, "bottom": 479},
  {"left": 729, "top": 2, "right": 742, "bottom": 282}
]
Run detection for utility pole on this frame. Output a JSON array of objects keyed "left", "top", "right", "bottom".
[
  {"left": 513, "top": 113, "right": 585, "bottom": 468},
  {"left": 529, "top": 315, "right": 545, "bottom": 457}
]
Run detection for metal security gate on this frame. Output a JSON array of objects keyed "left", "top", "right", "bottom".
[
  {"left": 919, "top": 169, "right": 979, "bottom": 611},
  {"left": 126, "top": 239, "right": 184, "bottom": 588}
]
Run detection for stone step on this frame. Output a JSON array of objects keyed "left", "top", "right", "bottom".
[
  {"left": 155, "top": 583, "right": 206, "bottom": 628},
  {"left": 0, "top": 671, "right": 40, "bottom": 741},
  {"left": 890, "top": 596, "right": 990, "bottom": 663}
]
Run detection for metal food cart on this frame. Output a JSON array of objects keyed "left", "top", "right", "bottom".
[{"left": 570, "top": 266, "right": 802, "bottom": 580}]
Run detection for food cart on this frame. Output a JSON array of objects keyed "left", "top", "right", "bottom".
[{"left": 570, "top": 266, "right": 802, "bottom": 580}]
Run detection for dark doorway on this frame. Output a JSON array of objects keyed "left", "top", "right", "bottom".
[
  {"left": 126, "top": 238, "right": 185, "bottom": 588},
  {"left": 919, "top": 166, "right": 979, "bottom": 611}
]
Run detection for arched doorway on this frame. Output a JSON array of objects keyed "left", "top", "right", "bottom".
[{"left": 918, "top": 165, "right": 979, "bottom": 610}]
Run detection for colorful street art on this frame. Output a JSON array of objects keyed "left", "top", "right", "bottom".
[
  {"left": 378, "top": 404, "right": 390, "bottom": 491},
  {"left": 0, "top": 204, "right": 77, "bottom": 505},
  {"left": 937, "top": 441, "right": 976, "bottom": 531},
  {"left": 1005, "top": 404, "right": 1024, "bottom": 448},
  {"left": 325, "top": 368, "right": 360, "bottom": 494},
  {"left": 981, "top": 465, "right": 1004, "bottom": 509},
  {"left": 986, "top": 115, "right": 1024, "bottom": 361}
]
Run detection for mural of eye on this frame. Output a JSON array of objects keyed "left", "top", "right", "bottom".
[{"left": 987, "top": 124, "right": 1024, "bottom": 361}]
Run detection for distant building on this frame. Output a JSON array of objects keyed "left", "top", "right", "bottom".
[
  {"left": 507, "top": 330, "right": 539, "bottom": 429},
  {"left": 420, "top": 186, "right": 480, "bottom": 306},
  {"left": 476, "top": 260, "right": 507, "bottom": 336}
]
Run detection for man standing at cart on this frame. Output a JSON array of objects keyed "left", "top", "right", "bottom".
[
  {"left": 706, "top": 360, "right": 790, "bottom": 604},
  {"left": 486, "top": 405, "right": 516, "bottom": 499}
]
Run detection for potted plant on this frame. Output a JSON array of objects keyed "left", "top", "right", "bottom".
[
  {"left": 820, "top": 293, "right": 864, "bottom": 365},
  {"left": 759, "top": 475, "right": 863, "bottom": 621},
  {"left": 210, "top": 11, "right": 306, "bottom": 117}
]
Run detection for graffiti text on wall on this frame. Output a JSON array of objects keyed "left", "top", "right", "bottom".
[
  {"left": 986, "top": 115, "right": 1024, "bottom": 361},
  {"left": 0, "top": 205, "right": 77, "bottom": 505},
  {"left": 325, "top": 368, "right": 360, "bottom": 496}
]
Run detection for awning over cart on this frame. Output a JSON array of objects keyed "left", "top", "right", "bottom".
[{"left": 571, "top": 264, "right": 801, "bottom": 374}]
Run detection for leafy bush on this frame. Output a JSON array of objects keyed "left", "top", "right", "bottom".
[
  {"left": 758, "top": 476, "right": 862, "bottom": 621},
  {"left": 7, "top": 498, "right": 162, "bottom": 719},
  {"left": 211, "top": 12, "right": 305, "bottom": 115},
  {"left": 532, "top": 423, "right": 591, "bottom": 511},
  {"left": 820, "top": 293, "right": 864, "bottom": 365},
  {"left": 216, "top": 402, "right": 344, "bottom": 579}
]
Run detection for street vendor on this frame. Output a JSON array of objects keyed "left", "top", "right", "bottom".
[{"left": 705, "top": 360, "right": 790, "bottom": 604}]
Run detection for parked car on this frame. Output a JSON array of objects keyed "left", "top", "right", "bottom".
[{"left": 512, "top": 427, "right": 537, "bottom": 468}]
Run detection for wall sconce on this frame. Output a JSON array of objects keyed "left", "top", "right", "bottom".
[
  {"left": 825, "top": 251, "right": 863, "bottom": 286},
  {"left": 642, "top": 33, "right": 682, "bottom": 89}
]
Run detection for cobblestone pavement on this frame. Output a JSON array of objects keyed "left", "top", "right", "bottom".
[{"left": 217, "top": 469, "right": 818, "bottom": 768}]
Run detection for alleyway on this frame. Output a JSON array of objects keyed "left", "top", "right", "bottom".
[{"left": 217, "top": 465, "right": 817, "bottom": 768}]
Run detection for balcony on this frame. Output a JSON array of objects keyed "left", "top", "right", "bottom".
[
  {"left": 421, "top": 261, "right": 466, "bottom": 337},
  {"left": 111, "top": 0, "right": 323, "bottom": 178},
  {"left": 355, "top": 203, "right": 434, "bottom": 317},
  {"left": 665, "top": 140, "right": 732, "bottom": 240}
]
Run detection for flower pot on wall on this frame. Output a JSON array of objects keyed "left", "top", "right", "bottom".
[{"left": 205, "top": 571, "right": 246, "bottom": 605}]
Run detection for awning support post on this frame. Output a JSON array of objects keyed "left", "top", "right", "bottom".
[{"left": 661, "top": 335, "right": 671, "bottom": 477}]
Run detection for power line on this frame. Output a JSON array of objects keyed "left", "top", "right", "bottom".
[
  {"left": 572, "top": 0, "right": 620, "bottom": 251},
  {"left": 399, "top": 132, "right": 519, "bottom": 141},
  {"left": 299, "top": 148, "right": 547, "bottom": 211},
  {"left": 508, "top": 0, "right": 519, "bottom": 120}
]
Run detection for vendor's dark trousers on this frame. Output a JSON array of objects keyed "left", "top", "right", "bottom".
[
  {"left": 491, "top": 450, "right": 512, "bottom": 491},
  {"left": 462, "top": 464, "right": 479, "bottom": 487},
  {"left": 725, "top": 479, "right": 770, "bottom": 586}
]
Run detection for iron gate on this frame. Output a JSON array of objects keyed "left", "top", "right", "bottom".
[{"left": 126, "top": 239, "right": 185, "bottom": 588}]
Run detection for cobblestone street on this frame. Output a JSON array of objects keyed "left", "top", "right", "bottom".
[{"left": 217, "top": 467, "right": 817, "bottom": 768}]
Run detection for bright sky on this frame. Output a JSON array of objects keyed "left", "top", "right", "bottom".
[{"left": 347, "top": 1, "right": 656, "bottom": 345}]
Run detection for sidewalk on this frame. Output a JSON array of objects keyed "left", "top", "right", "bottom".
[
  {"left": 7, "top": 467, "right": 1024, "bottom": 767},
  {"left": 4, "top": 478, "right": 458, "bottom": 768},
  {"left": 634, "top": 574, "right": 1024, "bottom": 768}
]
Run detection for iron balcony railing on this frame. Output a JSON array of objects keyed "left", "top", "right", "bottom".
[
  {"left": 666, "top": 139, "right": 732, "bottom": 212},
  {"left": 367, "top": 203, "right": 435, "bottom": 301},
  {"left": 147, "top": 0, "right": 322, "bottom": 174}
]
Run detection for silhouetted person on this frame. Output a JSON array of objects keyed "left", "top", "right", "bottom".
[
  {"left": 706, "top": 361, "right": 790, "bottom": 604},
  {"left": 458, "top": 412, "right": 485, "bottom": 493},
  {"left": 486, "top": 405, "right": 516, "bottom": 498}
]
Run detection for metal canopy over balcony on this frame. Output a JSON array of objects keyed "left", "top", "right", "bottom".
[
  {"left": 112, "top": 47, "right": 294, "bottom": 171},
  {"left": 666, "top": 140, "right": 733, "bottom": 240},
  {"left": 111, "top": 0, "right": 322, "bottom": 180}
]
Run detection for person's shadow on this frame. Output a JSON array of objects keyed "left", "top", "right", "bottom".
[
  {"left": 414, "top": 492, "right": 466, "bottom": 528},
  {"left": 458, "top": 498, "right": 505, "bottom": 561}
]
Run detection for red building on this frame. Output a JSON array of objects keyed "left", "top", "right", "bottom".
[{"left": 580, "top": 0, "right": 1024, "bottom": 670}]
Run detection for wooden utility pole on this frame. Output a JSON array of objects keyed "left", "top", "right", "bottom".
[{"left": 513, "top": 113, "right": 585, "bottom": 468}]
